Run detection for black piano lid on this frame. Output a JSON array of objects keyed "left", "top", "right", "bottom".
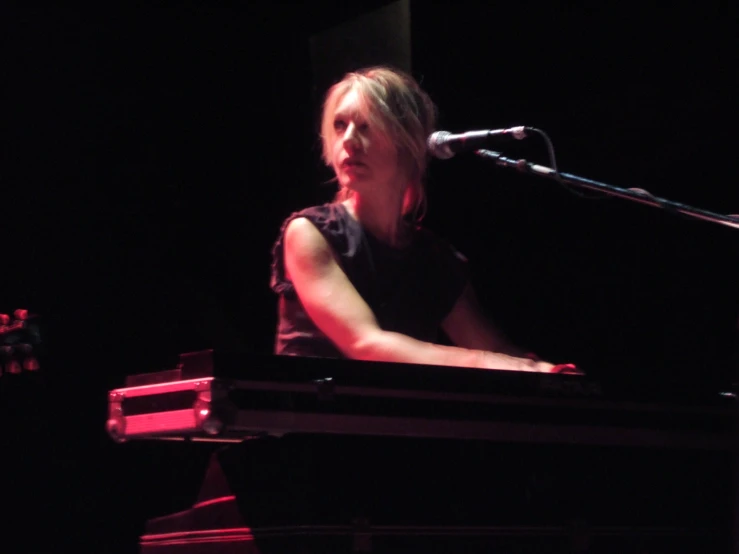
[{"left": 170, "top": 349, "right": 734, "bottom": 409}]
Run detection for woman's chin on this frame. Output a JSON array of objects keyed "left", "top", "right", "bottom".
[{"left": 339, "top": 174, "right": 369, "bottom": 190}]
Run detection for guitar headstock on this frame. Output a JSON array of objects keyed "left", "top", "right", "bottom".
[{"left": 1, "top": 309, "right": 42, "bottom": 376}]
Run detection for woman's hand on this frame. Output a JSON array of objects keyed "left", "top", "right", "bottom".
[{"left": 533, "top": 361, "right": 584, "bottom": 375}]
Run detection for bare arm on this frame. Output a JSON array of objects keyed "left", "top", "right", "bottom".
[
  {"left": 442, "top": 284, "right": 530, "bottom": 356},
  {"left": 442, "top": 284, "right": 580, "bottom": 373},
  {"left": 283, "top": 217, "right": 538, "bottom": 371}
]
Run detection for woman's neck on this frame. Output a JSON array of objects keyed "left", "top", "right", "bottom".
[{"left": 343, "top": 193, "right": 409, "bottom": 248}]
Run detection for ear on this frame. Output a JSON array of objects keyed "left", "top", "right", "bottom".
[{"left": 402, "top": 178, "right": 423, "bottom": 219}]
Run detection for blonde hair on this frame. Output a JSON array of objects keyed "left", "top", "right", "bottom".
[{"left": 319, "top": 66, "right": 438, "bottom": 222}]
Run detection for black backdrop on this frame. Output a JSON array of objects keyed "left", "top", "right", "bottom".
[{"left": 3, "top": 2, "right": 737, "bottom": 552}]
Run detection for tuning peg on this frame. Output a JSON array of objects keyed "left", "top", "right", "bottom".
[
  {"left": 0, "top": 314, "right": 9, "bottom": 325},
  {"left": 16, "top": 344, "right": 40, "bottom": 371},
  {"left": 13, "top": 309, "right": 29, "bottom": 321},
  {"left": 1, "top": 347, "right": 15, "bottom": 376},
  {"left": 6, "top": 360, "right": 21, "bottom": 374}
]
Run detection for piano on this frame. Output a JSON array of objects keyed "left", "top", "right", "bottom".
[
  {"left": 107, "top": 349, "right": 734, "bottom": 449},
  {"left": 108, "top": 350, "right": 737, "bottom": 553}
]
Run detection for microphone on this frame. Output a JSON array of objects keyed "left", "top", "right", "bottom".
[{"left": 427, "top": 127, "right": 531, "bottom": 159}]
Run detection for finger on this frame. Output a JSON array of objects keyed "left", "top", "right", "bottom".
[{"left": 552, "top": 363, "right": 584, "bottom": 375}]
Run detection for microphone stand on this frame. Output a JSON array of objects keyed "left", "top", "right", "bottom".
[
  {"left": 475, "top": 149, "right": 739, "bottom": 231},
  {"left": 477, "top": 148, "right": 739, "bottom": 551}
]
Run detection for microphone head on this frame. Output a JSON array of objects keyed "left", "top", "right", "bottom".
[{"left": 426, "top": 131, "right": 455, "bottom": 160}]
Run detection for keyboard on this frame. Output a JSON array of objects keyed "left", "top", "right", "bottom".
[{"left": 106, "top": 349, "right": 736, "bottom": 449}]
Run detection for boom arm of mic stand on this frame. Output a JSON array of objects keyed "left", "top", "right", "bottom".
[{"left": 475, "top": 149, "right": 739, "bottom": 231}]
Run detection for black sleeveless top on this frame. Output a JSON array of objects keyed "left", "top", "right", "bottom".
[{"left": 270, "top": 202, "right": 469, "bottom": 358}]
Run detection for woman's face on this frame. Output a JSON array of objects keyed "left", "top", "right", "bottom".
[{"left": 329, "top": 89, "right": 403, "bottom": 196}]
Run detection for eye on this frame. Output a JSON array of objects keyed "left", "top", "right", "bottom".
[{"left": 333, "top": 119, "right": 347, "bottom": 132}]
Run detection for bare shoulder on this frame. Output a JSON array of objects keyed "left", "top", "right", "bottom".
[
  {"left": 285, "top": 217, "right": 330, "bottom": 257},
  {"left": 283, "top": 217, "right": 336, "bottom": 278}
]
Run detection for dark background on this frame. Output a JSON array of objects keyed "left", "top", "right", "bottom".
[{"left": 2, "top": 2, "right": 737, "bottom": 552}]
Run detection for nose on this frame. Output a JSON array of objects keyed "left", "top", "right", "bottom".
[{"left": 342, "top": 122, "right": 362, "bottom": 151}]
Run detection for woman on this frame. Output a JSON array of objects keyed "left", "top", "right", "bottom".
[{"left": 271, "top": 66, "right": 577, "bottom": 373}]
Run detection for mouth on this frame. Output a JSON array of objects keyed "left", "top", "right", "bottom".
[{"left": 342, "top": 159, "right": 366, "bottom": 168}]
